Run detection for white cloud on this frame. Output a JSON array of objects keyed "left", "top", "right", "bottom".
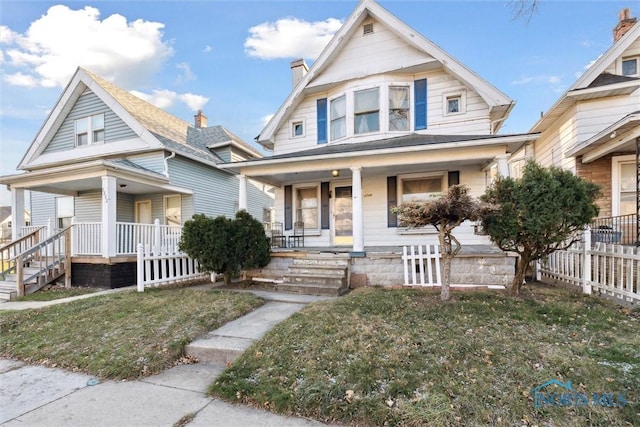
[
  {"left": 175, "top": 62, "right": 195, "bottom": 84},
  {"left": 3, "top": 72, "right": 38, "bottom": 87},
  {"left": 1, "top": 5, "right": 173, "bottom": 89},
  {"left": 511, "top": 74, "right": 562, "bottom": 86},
  {"left": 130, "top": 89, "right": 208, "bottom": 112},
  {"left": 202, "top": 45, "right": 213, "bottom": 53},
  {"left": 245, "top": 17, "right": 342, "bottom": 60}
]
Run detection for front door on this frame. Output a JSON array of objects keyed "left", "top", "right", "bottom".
[
  {"left": 135, "top": 200, "right": 153, "bottom": 224},
  {"left": 333, "top": 186, "right": 353, "bottom": 246}
]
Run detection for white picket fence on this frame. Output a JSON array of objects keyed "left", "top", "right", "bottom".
[
  {"left": 136, "top": 243, "right": 208, "bottom": 292},
  {"left": 402, "top": 244, "right": 442, "bottom": 286},
  {"left": 539, "top": 229, "right": 640, "bottom": 305}
]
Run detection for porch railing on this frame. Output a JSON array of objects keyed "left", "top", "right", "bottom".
[{"left": 590, "top": 214, "right": 638, "bottom": 246}]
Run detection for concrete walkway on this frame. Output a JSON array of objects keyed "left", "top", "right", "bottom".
[{"left": 0, "top": 286, "right": 337, "bottom": 426}]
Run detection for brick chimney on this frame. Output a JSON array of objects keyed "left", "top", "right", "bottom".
[
  {"left": 613, "top": 8, "right": 637, "bottom": 43},
  {"left": 194, "top": 110, "right": 207, "bottom": 128},
  {"left": 290, "top": 58, "right": 309, "bottom": 88}
]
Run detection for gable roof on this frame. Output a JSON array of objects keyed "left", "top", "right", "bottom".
[
  {"left": 257, "top": 0, "right": 514, "bottom": 149},
  {"left": 531, "top": 20, "right": 640, "bottom": 133},
  {"left": 18, "top": 68, "right": 259, "bottom": 171}
]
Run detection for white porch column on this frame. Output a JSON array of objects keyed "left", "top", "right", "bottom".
[
  {"left": 351, "top": 167, "right": 364, "bottom": 253},
  {"left": 496, "top": 154, "right": 510, "bottom": 177},
  {"left": 238, "top": 174, "right": 248, "bottom": 211},
  {"left": 101, "top": 176, "right": 117, "bottom": 257},
  {"left": 10, "top": 187, "right": 25, "bottom": 240}
]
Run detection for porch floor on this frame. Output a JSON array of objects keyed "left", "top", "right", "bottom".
[{"left": 271, "top": 244, "right": 507, "bottom": 256}]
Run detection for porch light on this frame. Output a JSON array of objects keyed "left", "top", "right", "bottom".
[
  {"left": 119, "top": 184, "right": 127, "bottom": 188},
  {"left": 332, "top": 169, "right": 340, "bottom": 177}
]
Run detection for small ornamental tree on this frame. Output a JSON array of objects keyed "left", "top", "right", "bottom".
[
  {"left": 480, "top": 161, "right": 600, "bottom": 295},
  {"left": 179, "top": 210, "right": 270, "bottom": 285},
  {"left": 392, "top": 185, "right": 484, "bottom": 301}
]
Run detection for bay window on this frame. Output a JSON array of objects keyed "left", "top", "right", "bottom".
[
  {"left": 389, "top": 86, "right": 409, "bottom": 131},
  {"left": 354, "top": 87, "right": 379, "bottom": 134},
  {"left": 330, "top": 95, "right": 346, "bottom": 140}
]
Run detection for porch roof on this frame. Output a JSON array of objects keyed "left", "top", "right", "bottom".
[
  {"left": 566, "top": 111, "right": 640, "bottom": 162},
  {"left": 219, "top": 132, "right": 538, "bottom": 186},
  {"left": 0, "top": 158, "right": 193, "bottom": 197}
]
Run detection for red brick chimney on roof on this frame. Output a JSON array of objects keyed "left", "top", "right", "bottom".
[
  {"left": 194, "top": 110, "right": 207, "bottom": 128},
  {"left": 613, "top": 8, "right": 637, "bottom": 43}
]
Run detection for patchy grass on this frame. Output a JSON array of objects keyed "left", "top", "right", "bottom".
[
  {"left": 211, "top": 285, "right": 640, "bottom": 426},
  {"left": 0, "top": 288, "right": 264, "bottom": 380},
  {"left": 14, "top": 285, "right": 101, "bottom": 302}
]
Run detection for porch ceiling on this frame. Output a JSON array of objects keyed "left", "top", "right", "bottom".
[{"left": 568, "top": 113, "right": 640, "bottom": 162}]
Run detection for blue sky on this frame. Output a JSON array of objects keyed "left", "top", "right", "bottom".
[{"left": 0, "top": 0, "right": 636, "bottom": 205}]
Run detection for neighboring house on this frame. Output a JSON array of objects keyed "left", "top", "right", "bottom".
[
  {"left": 526, "top": 8, "right": 639, "bottom": 244},
  {"left": 0, "top": 67, "right": 273, "bottom": 287},
  {"left": 221, "top": 0, "right": 537, "bottom": 287},
  {"left": 0, "top": 207, "right": 31, "bottom": 243}
]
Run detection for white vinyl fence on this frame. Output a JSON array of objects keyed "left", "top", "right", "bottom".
[
  {"left": 136, "top": 243, "right": 208, "bottom": 292},
  {"left": 539, "top": 229, "right": 639, "bottom": 304},
  {"left": 402, "top": 244, "right": 442, "bottom": 286}
]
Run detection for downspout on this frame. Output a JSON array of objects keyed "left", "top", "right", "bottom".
[{"left": 163, "top": 151, "right": 176, "bottom": 177}]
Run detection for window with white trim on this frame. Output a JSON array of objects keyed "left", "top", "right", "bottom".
[
  {"left": 291, "top": 120, "right": 304, "bottom": 138},
  {"left": 295, "top": 185, "right": 319, "bottom": 229},
  {"left": 389, "top": 86, "right": 410, "bottom": 131},
  {"left": 75, "top": 114, "right": 104, "bottom": 146},
  {"left": 330, "top": 95, "right": 346, "bottom": 140},
  {"left": 399, "top": 173, "right": 445, "bottom": 203},
  {"left": 622, "top": 57, "right": 638, "bottom": 76},
  {"left": 619, "top": 162, "right": 636, "bottom": 215},
  {"left": 164, "top": 195, "right": 181, "bottom": 226},
  {"left": 56, "top": 196, "right": 74, "bottom": 229},
  {"left": 354, "top": 87, "right": 379, "bottom": 134}
]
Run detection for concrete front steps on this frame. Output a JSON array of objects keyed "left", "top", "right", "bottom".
[{"left": 278, "top": 255, "right": 350, "bottom": 296}]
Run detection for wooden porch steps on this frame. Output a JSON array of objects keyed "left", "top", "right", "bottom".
[
  {"left": 0, "top": 266, "right": 65, "bottom": 301},
  {"left": 279, "top": 254, "right": 350, "bottom": 296}
]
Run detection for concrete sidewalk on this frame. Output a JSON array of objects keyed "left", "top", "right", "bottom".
[{"left": 0, "top": 287, "right": 337, "bottom": 426}]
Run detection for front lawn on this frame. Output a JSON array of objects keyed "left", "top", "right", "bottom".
[
  {"left": 0, "top": 288, "right": 264, "bottom": 379},
  {"left": 211, "top": 285, "right": 640, "bottom": 426}
]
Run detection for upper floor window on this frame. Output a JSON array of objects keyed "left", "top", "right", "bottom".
[
  {"left": 354, "top": 87, "right": 379, "bottom": 134},
  {"left": 622, "top": 57, "right": 638, "bottom": 76},
  {"left": 75, "top": 114, "right": 104, "bottom": 146},
  {"left": 444, "top": 91, "right": 466, "bottom": 116},
  {"left": 389, "top": 86, "right": 410, "bottom": 131},
  {"left": 291, "top": 120, "right": 304, "bottom": 138},
  {"left": 330, "top": 95, "right": 346, "bottom": 140}
]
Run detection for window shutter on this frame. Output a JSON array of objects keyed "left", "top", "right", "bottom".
[
  {"left": 448, "top": 171, "right": 460, "bottom": 187},
  {"left": 321, "top": 182, "right": 330, "bottom": 229},
  {"left": 317, "top": 98, "right": 327, "bottom": 144},
  {"left": 414, "top": 79, "right": 427, "bottom": 130},
  {"left": 387, "top": 176, "right": 398, "bottom": 227},
  {"left": 284, "top": 185, "right": 293, "bottom": 230}
]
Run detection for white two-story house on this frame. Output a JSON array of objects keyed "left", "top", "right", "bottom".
[{"left": 222, "top": 0, "right": 538, "bottom": 287}]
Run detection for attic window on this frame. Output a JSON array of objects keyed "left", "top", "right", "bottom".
[
  {"left": 363, "top": 23, "right": 374, "bottom": 35},
  {"left": 75, "top": 114, "right": 105, "bottom": 146},
  {"left": 622, "top": 57, "right": 638, "bottom": 76}
]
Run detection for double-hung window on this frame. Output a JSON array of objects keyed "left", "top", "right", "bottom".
[
  {"left": 330, "top": 95, "right": 346, "bottom": 140},
  {"left": 354, "top": 87, "right": 379, "bottom": 134},
  {"left": 164, "top": 195, "right": 182, "bottom": 226},
  {"left": 389, "top": 86, "right": 410, "bottom": 131},
  {"left": 295, "top": 186, "right": 319, "bottom": 229},
  {"left": 619, "top": 162, "right": 636, "bottom": 215},
  {"left": 75, "top": 114, "right": 105, "bottom": 146}
]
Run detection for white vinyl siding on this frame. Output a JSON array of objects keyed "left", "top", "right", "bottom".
[{"left": 45, "top": 91, "right": 136, "bottom": 153}]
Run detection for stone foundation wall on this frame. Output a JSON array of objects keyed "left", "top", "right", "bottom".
[{"left": 247, "top": 250, "right": 516, "bottom": 288}]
